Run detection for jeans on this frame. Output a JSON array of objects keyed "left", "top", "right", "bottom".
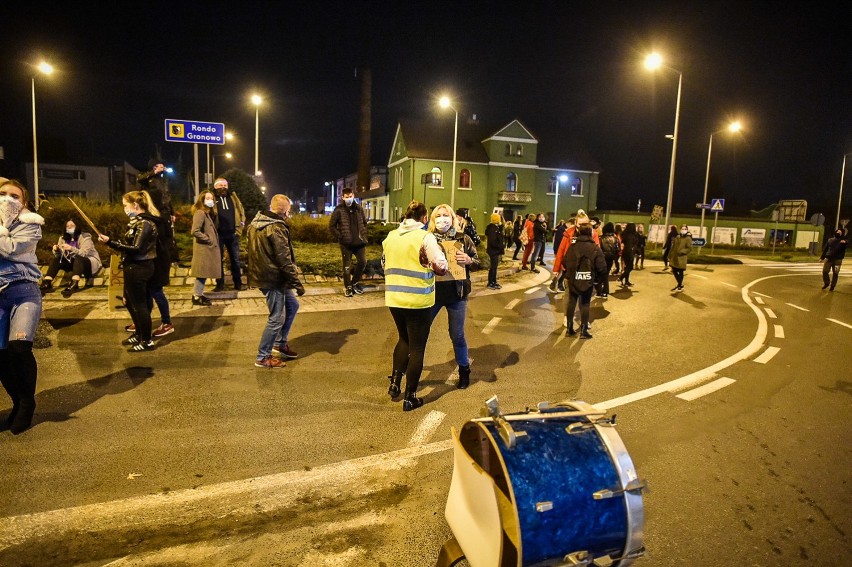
[
  {"left": 147, "top": 285, "right": 171, "bottom": 324},
  {"left": 340, "top": 244, "right": 367, "bottom": 288},
  {"left": 0, "top": 281, "right": 42, "bottom": 348},
  {"left": 216, "top": 232, "right": 241, "bottom": 287},
  {"left": 258, "top": 288, "right": 299, "bottom": 361},
  {"left": 389, "top": 306, "right": 433, "bottom": 394},
  {"left": 823, "top": 258, "right": 842, "bottom": 289},
  {"left": 431, "top": 296, "right": 469, "bottom": 367}
]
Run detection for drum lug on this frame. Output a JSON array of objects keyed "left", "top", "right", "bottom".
[
  {"left": 562, "top": 550, "right": 620, "bottom": 566},
  {"left": 566, "top": 415, "right": 617, "bottom": 435},
  {"left": 593, "top": 478, "right": 647, "bottom": 500},
  {"left": 481, "top": 395, "right": 527, "bottom": 449}
]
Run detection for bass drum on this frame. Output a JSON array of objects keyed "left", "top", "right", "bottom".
[{"left": 454, "top": 400, "right": 644, "bottom": 566}]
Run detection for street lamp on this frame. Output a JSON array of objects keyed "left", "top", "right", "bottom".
[
  {"left": 439, "top": 96, "right": 459, "bottom": 209},
  {"left": 644, "top": 53, "right": 682, "bottom": 237},
  {"left": 837, "top": 153, "right": 850, "bottom": 231},
  {"left": 553, "top": 174, "right": 569, "bottom": 227},
  {"left": 251, "top": 94, "right": 262, "bottom": 176},
  {"left": 31, "top": 60, "right": 54, "bottom": 210},
  {"left": 212, "top": 152, "right": 233, "bottom": 180},
  {"left": 699, "top": 121, "right": 742, "bottom": 252}
]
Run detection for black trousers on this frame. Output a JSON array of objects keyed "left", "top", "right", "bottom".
[
  {"left": 488, "top": 253, "right": 500, "bottom": 285},
  {"left": 566, "top": 287, "right": 594, "bottom": 330},
  {"left": 340, "top": 244, "right": 367, "bottom": 288},
  {"left": 389, "top": 306, "right": 432, "bottom": 395},
  {"left": 124, "top": 260, "right": 155, "bottom": 341},
  {"left": 46, "top": 255, "right": 92, "bottom": 280}
]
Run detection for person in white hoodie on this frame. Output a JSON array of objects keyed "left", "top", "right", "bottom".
[
  {"left": 382, "top": 200, "right": 449, "bottom": 411},
  {"left": 0, "top": 178, "right": 45, "bottom": 435}
]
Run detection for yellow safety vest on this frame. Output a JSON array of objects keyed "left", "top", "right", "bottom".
[{"left": 383, "top": 228, "right": 435, "bottom": 309}]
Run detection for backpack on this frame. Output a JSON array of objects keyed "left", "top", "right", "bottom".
[
  {"left": 601, "top": 235, "right": 619, "bottom": 261},
  {"left": 572, "top": 254, "right": 593, "bottom": 292}
]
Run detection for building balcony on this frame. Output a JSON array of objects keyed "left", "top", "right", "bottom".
[{"left": 498, "top": 191, "right": 532, "bottom": 203}]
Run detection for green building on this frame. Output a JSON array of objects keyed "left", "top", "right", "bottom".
[{"left": 386, "top": 118, "right": 600, "bottom": 227}]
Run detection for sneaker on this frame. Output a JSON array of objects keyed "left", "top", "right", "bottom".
[
  {"left": 580, "top": 330, "right": 593, "bottom": 340},
  {"left": 530, "top": 268, "right": 540, "bottom": 274},
  {"left": 344, "top": 287, "right": 354, "bottom": 297},
  {"left": 192, "top": 295, "right": 212, "bottom": 306},
  {"left": 272, "top": 343, "right": 298, "bottom": 359},
  {"left": 677, "top": 285, "right": 684, "bottom": 291},
  {"left": 352, "top": 283, "right": 365, "bottom": 295},
  {"left": 129, "top": 340, "right": 155, "bottom": 352},
  {"left": 671, "top": 286, "right": 681, "bottom": 292},
  {"left": 152, "top": 323, "right": 174, "bottom": 338},
  {"left": 125, "top": 323, "right": 136, "bottom": 333},
  {"left": 255, "top": 356, "right": 286, "bottom": 368},
  {"left": 122, "top": 334, "right": 141, "bottom": 346}
]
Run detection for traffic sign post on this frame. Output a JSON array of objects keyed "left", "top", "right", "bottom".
[
  {"left": 692, "top": 237, "right": 706, "bottom": 247},
  {"left": 164, "top": 119, "right": 226, "bottom": 200},
  {"left": 699, "top": 198, "right": 725, "bottom": 256}
]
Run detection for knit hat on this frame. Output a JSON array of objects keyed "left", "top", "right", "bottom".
[{"left": 490, "top": 213, "right": 502, "bottom": 224}]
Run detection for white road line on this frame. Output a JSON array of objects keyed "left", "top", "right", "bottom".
[
  {"left": 754, "top": 296, "right": 765, "bottom": 304},
  {"left": 408, "top": 411, "right": 446, "bottom": 447},
  {"left": 774, "top": 325, "right": 785, "bottom": 339},
  {"left": 827, "top": 318, "right": 852, "bottom": 330},
  {"left": 693, "top": 274, "right": 708, "bottom": 280},
  {"left": 754, "top": 346, "right": 781, "bottom": 364},
  {"left": 721, "top": 281, "right": 739, "bottom": 288},
  {"left": 764, "top": 308, "right": 777, "bottom": 319},
  {"left": 524, "top": 287, "right": 539, "bottom": 295},
  {"left": 482, "top": 317, "right": 502, "bottom": 334},
  {"left": 752, "top": 291, "right": 772, "bottom": 298},
  {"left": 505, "top": 298, "right": 520, "bottom": 309},
  {"left": 676, "top": 377, "right": 736, "bottom": 401},
  {"left": 785, "top": 302, "right": 809, "bottom": 312}
]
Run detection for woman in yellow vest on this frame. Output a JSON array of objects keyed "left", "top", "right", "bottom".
[{"left": 382, "top": 201, "right": 449, "bottom": 411}]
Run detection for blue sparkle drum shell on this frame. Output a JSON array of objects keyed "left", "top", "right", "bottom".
[{"left": 458, "top": 401, "right": 644, "bottom": 566}]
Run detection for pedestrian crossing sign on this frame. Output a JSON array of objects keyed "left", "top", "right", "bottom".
[{"left": 710, "top": 198, "right": 725, "bottom": 212}]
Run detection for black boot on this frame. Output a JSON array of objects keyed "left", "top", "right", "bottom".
[
  {"left": 457, "top": 365, "right": 471, "bottom": 389},
  {"left": 403, "top": 391, "right": 424, "bottom": 412},
  {"left": 7, "top": 347, "right": 37, "bottom": 434},
  {"left": 62, "top": 280, "right": 80, "bottom": 297},
  {"left": 0, "top": 352, "right": 18, "bottom": 432},
  {"left": 387, "top": 370, "right": 403, "bottom": 399}
]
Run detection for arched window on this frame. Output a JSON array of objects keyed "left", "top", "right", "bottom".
[
  {"left": 460, "top": 169, "right": 471, "bottom": 188},
  {"left": 506, "top": 172, "right": 517, "bottom": 192},
  {"left": 571, "top": 178, "right": 583, "bottom": 196},
  {"left": 505, "top": 143, "right": 512, "bottom": 156},
  {"left": 516, "top": 145, "right": 523, "bottom": 156}
]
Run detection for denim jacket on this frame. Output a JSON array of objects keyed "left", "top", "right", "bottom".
[{"left": 0, "top": 211, "right": 45, "bottom": 289}]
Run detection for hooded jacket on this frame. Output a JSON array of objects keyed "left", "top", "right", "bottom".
[
  {"left": 0, "top": 210, "right": 44, "bottom": 287},
  {"left": 329, "top": 200, "right": 368, "bottom": 247},
  {"left": 246, "top": 210, "right": 304, "bottom": 293}
]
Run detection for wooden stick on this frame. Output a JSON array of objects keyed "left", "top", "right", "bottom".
[{"left": 66, "top": 197, "right": 103, "bottom": 237}]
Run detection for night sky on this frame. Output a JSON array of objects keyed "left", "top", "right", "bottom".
[{"left": 2, "top": 1, "right": 849, "bottom": 219}]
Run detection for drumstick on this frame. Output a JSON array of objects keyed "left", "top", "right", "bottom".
[{"left": 66, "top": 197, "right": 103, "bottom": 237}]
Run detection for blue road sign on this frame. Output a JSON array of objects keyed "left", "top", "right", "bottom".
[
  {"left": 692, "top": 237, "right": 707, "bottom": 247},
  {"left": 165, "top": 119, "right": 225, "bottom": 145},
  {"left": 710, "top": 198, "right": 725, "bottom": 212}
]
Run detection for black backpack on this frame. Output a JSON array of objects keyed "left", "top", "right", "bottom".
[
  {"left": 601, "top": 235, "right": 619, "bottom": 261},
  {"left": 572, "top": 254, "right": 594, "bottom": 292}
]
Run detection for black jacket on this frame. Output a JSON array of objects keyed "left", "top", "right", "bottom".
[
  {"left": 107, "top": 216, "right": 157, "bottom": 264},
  {"left": 246, "top": 210, "right": 304, "bottom": 293},
  {"left": 533, "top": 219, "right": 547, "bottom": 243},
  {"left": 485, "top": 223, "right": 504, "bottom": 255},
  {"left": 140, "top": 212, "right": 173, "bottom": 287},
  {"left": 563, "top": 234, "right": 607, "bottom": 293},
  {"left": 329, "top": 202, "right": 368, "bottom": 247},
  {"left": 821, "top": 234, "right": 848, "bottom": 260}
]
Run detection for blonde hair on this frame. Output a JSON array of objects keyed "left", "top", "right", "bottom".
[
  {"left": 123, "top": 190, "right": 160, "bottom": 217},
  {"left": 428, "top": 203, "right": 461, "bottom": 233}
]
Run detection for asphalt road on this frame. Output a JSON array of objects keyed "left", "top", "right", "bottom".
[{"left": 1, "top": 259, "right": 849, "bottom": 566}]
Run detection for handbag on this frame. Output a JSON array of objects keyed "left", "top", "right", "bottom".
[{"left": 519, "top": 229, "right": 529, "bottom": 246}]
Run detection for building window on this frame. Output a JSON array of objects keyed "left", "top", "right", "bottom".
[
  {"left": 548, "top": 177, "right": 558, "bottom": 194},
  {"left": 460, "top": 169, "right": 471, "bottom": 189},
  {"left": 395, "top": 167, "right": 404, "bottom": 191},
  {"left": 515, "top": 145, "right": 523, "bottom": 156},
  {"left": 505, "top": 143, "right": 512, "bottom": 156},
  {"left": 44, "top": 168, "right": 86, "bottom": 181},
  {"left": 571, "top": 178, "right": 583, "bottom": 196},
  {"left": 506, "top": 172, "right": 517, "bottom": 192}
]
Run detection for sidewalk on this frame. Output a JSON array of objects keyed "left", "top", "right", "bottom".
[{"left": 40, "top": 252, "right": 553, "bottom": 320}]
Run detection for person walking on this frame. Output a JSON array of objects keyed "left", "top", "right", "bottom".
[
  {"left": 599, "top": 222, "right": 620, "bottom": 297},
  {"left": 511, "top": 215, "right": 525, "bottom": 260},
  {"left": 520, "top": 213, "right": 538, "bottom": 271},
  {"left": 40, "top": 218, "right": 102, "bottom": 297},
  {"left": 662, "top": 224, "right": 678, "bottom": 270},
  {"left": 0, "top": 178, "right": 44, "bottom": 434},
  {"left": 329, "top": 187, "right": 368, "bottom": 297},
  {"left": 99, "top": 191, "right": 158, "bottom": 352},
  {"left": 563, "top": 225, "right": 607, "bottom": 339},
  {"left": 533, "top": 213, "right": 548, "bottom": 267},
  {"left": 189, "top": 191, "right": 222, "bottom": 306},
  {"left": 635, "top": 223, "right": 647, "bottom": 270},
  {"left": 553, "top": 219, "right": 567, "bottom": 255},
  {"left": 429, "top": 204, "right": 481, "bottom": 390},
  {"left": 382, "top": 200, "right": 448, "bottom": 411},
  {"left": 247, "top": 194, "right": 306, "bottom": 369},
  {"left": 618, "top": 222, "right": 638, "bottom": 287},
  {"left": 485, "top": 213, "right": 504, "bottom": 290},
  {"left": 612, "top": 223, "right": 623, "bottom": 275},
  {"left": 820, "top": 228, "right": 847, "bottom": 291},
  {"left": 212, "top": 178, "right": 245, "bottom": 291},
  {"left": 669, "top": 224, "right": 693, "bottom": 292}
]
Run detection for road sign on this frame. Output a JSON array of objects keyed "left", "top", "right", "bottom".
[
  {"left": 710, "top": 198, "right": 725, "bottom": 212},
  {"left": 692, "top": 237, "right": 706, "bottom": 247},
  {"left": 164, "top": 119, "right": 225, "bottom": 145},
  {"left": 809, "top": 213, "right": 825, "bottom": 226}
]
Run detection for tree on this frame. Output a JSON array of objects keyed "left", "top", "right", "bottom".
[{"left": 222, "top": 168, "right": 267, "bottom": 222}]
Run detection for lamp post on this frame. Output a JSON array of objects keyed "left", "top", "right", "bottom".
[
  {"left": 699, "top": 121, "right": 742, "bottom": 253},
  {"left": 31, "top": 61, "right": 54, "bottom": 210},
  {"left": 644, "top": 53, "right": 682, "bottom": 237},
  {"left": 251, "top": 94, "right": 262, "bottom": 176},
  {"left": 212, "top": 152, "right": 233, "bottom": 180},
  {"left": 553, "top": 174, "right": 568, "bottom": 227},
  {"left": 439, "top": 96, "right": 459, "bottom": 209},
  {"left": 837, "top": 153, "right": 850, "bottom": 231}
]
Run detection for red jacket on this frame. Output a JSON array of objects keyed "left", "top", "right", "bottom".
[
  {"left": 553, "top": 226, "right": 600, "bottom": 274},
  {"left": 523, "top": 220, "right": 535, "bottom": 242}
]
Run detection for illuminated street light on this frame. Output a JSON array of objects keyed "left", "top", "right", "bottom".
[
  {"left": 644, "top": 53, "right": 682, "bottom": 236},
  {"left": 553, "top": 174, "right": 569, "bottom": 227},
  {"left": 837, "top": 153, "right": 851, "bottom": 232},
  {"left": 212, "top": 152, "right": 233, "bottom": 179},
  {"left": 252, "top": 94, "right": 262, "bottom": 176},
  {"left": 31, "top": 60, "right": 54, "bottom": 210},
  {"left": 439, "top": 95, "right": 459, "bottom": 209},
  {"left": 699, "top": 121, "right": 742, "bottom": 253}
]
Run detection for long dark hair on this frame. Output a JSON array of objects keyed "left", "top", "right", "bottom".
[{"left": 403, "top": 200, "right": 428, "bottom": 221}]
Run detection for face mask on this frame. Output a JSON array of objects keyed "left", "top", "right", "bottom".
[
  {"left": 125, "top": 209, "right": 137, "bottom": 218},
  {"left": 66, "top": 229, "right": 76, "bottom": 236},
  {"left": 344, "top": 197, "right": 354, "bottom": 206},
  {"left": 204, "top": 199, "right": 215, "bottom": 208},
  {"left": 434, "top": 217, "right": 452, "bottom": 233},
  {"left": 681, "top": 229, "right": 687, "bottom": 235},
  {"left": 0, "top": 195, "right": 23, "bottom": 227}
]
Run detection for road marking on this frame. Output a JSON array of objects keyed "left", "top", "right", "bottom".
[
  {"left": 785, "top": 302, "right": 809, "bottom": 312},
  {"left": 827, "top": 318, "right": 852, "bottom": 329},
  {"left": 693, "top": 274, "right": 708, "bottom": 280},
  {"left": 754, "top": 346, "right": 780, "bottom": 364},
  {"left": 774, "top": 325, "right": 785, "bottom": 338},
  {"left": 505, "top": 298, "right": 520, "bottom": 309},
  {"left": 408, "top": 411, "right": 446, "bottom": 446},
  {"left": 764, "top": 308, "right": 777, "bottom": 319},
  {"left": 676, "top": 377, "right": 736, "bottom": 401},
  {"left": 482, "top": 317, "right": 502, "bottom": 334},
  {"left": 524, "top": 287, "right": 539, "bottom": 295},
  {"left": 752, "top": 291, "right": 772, "bottom": 298},
  {"left": 754, "top": 296, "right": 765, "bottom": 305},
  {"left": 721, "top": 282, "right": 739, "bottom": 288}
]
